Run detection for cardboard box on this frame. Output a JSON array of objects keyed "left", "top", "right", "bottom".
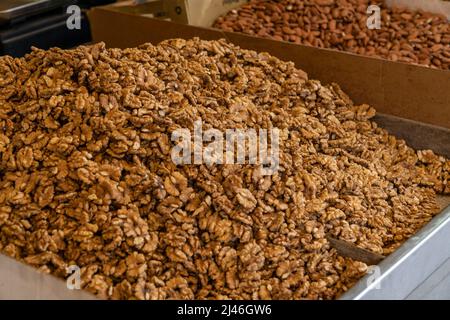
[
  {"left": 88, "top": 4, "right": 450, "bottom": 131},
  {"left": 87, "top": 8, "right": 450, "bottom": 298}
]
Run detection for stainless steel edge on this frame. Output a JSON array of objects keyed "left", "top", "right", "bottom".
[
  {"left": 0, "top": 254, "right": 96, "bottom": 300},
  {"left": 340, "top": 204, "right": 450, "bottom": 300},
  {"left": 406, "top": 257, "right": 450, "bottom": 299}
]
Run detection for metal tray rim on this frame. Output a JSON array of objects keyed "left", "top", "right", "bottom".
[{"left": 340, "top": 204, "right": 450, "bottom": 300}]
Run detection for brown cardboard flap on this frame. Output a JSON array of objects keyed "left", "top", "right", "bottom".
[
  {"left": 327, "top": 236, "right": 385, "bottom": 265},
  {"left": 437, "top": 195, "right": 450, "bottom": 211},
  {"left": 374, "top": 113, "right": 450, "bottom": 158},
  {"left": 88, "top": 7, "right": 450, "bottom": 129},
  {"left": 0, "top": 254, "right": 96, "bottom": 300}
]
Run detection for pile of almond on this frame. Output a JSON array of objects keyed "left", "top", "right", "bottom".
[{"left": 214, "top": 0, "right": 450, "bottom": 69}]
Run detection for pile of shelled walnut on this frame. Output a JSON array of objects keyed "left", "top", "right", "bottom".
[{"left": 0, "top": 39, "right": 448, "bottom": 299}]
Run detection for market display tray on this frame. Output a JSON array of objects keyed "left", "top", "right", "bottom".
[{"left": 0, "top": 113, "right": 448, "bottom": 300}]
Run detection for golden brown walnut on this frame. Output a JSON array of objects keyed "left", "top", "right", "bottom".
[{"left": 0, "top": 38, "right": 446, "bottom": 300}]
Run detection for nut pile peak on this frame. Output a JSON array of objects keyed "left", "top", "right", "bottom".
[{"left": 0, "top": 39, "right": 448, "bottom": 299}]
